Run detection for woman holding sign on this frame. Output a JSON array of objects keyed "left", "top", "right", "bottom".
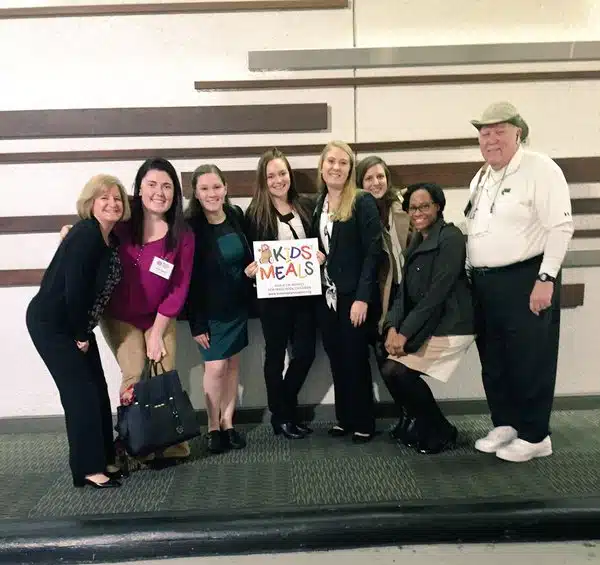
[
  {"left": 245, "top": 148, "right": 319, "bottom": 439},
  {"left": 186, "top": 164, "right": 255, "bottom": 454},
  {"left": 311, "top": 141, "right": 383, "bottom": 443}
]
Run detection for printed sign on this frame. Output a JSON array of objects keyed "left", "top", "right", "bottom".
[{"left": 253, "top": 238, "right": 322, "bottom": 299}]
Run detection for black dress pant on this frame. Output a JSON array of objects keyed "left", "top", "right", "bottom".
[
  {"left": 318, "top": 293, "right": 375, "bottom": 434},
  {"left": 26, "top": 301, "right": 115, "bottom": 480},
  {"left": 472, "top": 255, "right": 561, "bottom": 443},
  {"left": 259, "top": 296, "right": 316, "bottom": 425}
]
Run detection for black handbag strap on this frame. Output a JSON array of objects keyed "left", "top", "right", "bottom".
[{"left": 140, "top": 359, "right": 166, "bottom": 381}]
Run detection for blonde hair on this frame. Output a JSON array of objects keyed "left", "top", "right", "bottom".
[
  {"left": 317, "top": 140, "right": 357, "bottom": 222},
  {"left": 76, "top": 174, "right": 131, "bottom": 221}
]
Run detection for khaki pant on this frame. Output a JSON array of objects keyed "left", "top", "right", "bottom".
[{"left": 100, "top": 316, "right": 190, "bottom": 459}]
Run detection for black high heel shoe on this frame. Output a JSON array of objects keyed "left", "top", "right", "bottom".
[
  {"left": 272, "top": 422, "right": 305, "bottom": 439},
  {"left": 73, "top": 476, "right": 122, "bottom": 489}
]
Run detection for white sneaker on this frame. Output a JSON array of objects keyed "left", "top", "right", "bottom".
[
  {"left": 496, "top": 436, "right": 552, "bottom": 463},
  {"left": 474, "top": 426, "right": 518, "bottom": 453}
]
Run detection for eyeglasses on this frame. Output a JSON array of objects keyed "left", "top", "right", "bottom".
[{"left": 408, "top": 202, "right": 434, "bottom": 215}]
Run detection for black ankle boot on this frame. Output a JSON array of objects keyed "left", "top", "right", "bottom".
[
  {"left": 399, "top": 416, "right": 420, "bottom": 448},
  {"left": 221, "top": 427, "right": 246, "bottom": 449},
  {"left": 416, "top": 424, "right": 458, "bottom": 455},
  {"left": 389, "top": 408, "right": 409, "bottom": 441}
]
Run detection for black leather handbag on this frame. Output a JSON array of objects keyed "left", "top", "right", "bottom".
[{"left": 115, "top": 360, "right": 202, "bottom": 457}]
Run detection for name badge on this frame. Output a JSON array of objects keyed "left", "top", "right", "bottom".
[{"left": 149, "top": 256, "right": 174, "bottom": 280}]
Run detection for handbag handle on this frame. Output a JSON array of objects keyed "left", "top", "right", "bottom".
[{"left": 140, "top": 359, "right": 167, "bottom": 381}]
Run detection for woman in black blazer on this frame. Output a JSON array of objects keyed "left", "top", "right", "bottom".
[
  {"left": 382, "top": 183, "right": 475, "bottom": 454},
  {"left": 311, "top": 140, "right": 383, "bottom": 442},
  {"left": 26, "top": 174, "right": 130, "bottom": 489},
  {"left": 245, "top": 148, "right": 320, "bottom": 439},
  {"left": 186, "top": 164, "right": 255, "bottom": 454}
]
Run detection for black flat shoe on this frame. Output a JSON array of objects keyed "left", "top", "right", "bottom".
[
  {"left": 352, "top": 432, "right": 375, "bottom": 444},
  {"left": 207, "top": 430, "right": 227, "bottom": 454},
  {"left": 328, "top": 425, "right": 349, "bottom": 437},
  {"left": 221, "top": 428, "right": 246, "bottom": 450},
  {"left": 273, "top": 422, "right": 306, "bottom": 439},
  {"left": 73, "top": 477, "right": 122, "bottom": 489},
  {"left": 295, "top": 422, "right": 313, "bottom": 435}
]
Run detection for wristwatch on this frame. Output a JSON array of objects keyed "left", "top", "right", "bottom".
[{"left": 537, "top": 273, "right": 556, "bottom": 283}]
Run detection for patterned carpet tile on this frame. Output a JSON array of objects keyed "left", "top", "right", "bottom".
[
  {"left": 0, "top": 473, "right": 58, "bottom": 520},
  {"left": 28, "top": 467, "right": 175, "bottom": 518},
  {"left": 164, "top": 461, "right": 293, "bottom": 512},
  {"left": 0, "top": 433, "right": 69, "bottom": 474},
  {"left": 0, "top": 409, "right": 598, "bottom": 521},
  {"left": 291, "top": 456, "right": 422, "bottom": 505}
]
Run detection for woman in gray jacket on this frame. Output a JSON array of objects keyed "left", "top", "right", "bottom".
[{"left": 382, "top": 182, "right": 475, "bottom": 454}]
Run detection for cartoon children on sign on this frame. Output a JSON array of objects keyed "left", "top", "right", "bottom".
[{"left": 253, "top": 238, "right": 322, "bottom": 299}]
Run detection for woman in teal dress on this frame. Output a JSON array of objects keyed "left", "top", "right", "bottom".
[{"left": 186, "top": 164, "right": 255, "bottom": 454}]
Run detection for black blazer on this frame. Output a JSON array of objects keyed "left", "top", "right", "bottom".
[
  {"left": 383, "top": 218, "right": 474, "bottom": 353},
  {"left": 244, "top": 195, "right": 316, "bottom": 244},
  {"left": 310, "top": 190, "right": 383, "bottom": 303},
  {"left": 186, "top": 204, "right": 254, "bottom": 337},
  {"left": 29, "top": 218, "right": 118, "bottom": 342}
]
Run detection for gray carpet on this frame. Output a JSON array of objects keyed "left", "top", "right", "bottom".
[{"left": 1, "top": 409, "right": 599, "bottom": 520}]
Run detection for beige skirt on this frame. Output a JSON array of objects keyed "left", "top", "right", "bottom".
[{"left": 388, "top": 334, "right": 475, "bottom": 383}]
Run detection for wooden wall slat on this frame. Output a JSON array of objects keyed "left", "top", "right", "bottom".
[
  {"left": 0, "top": 138, "right": 477, "bottom": 165},
  {"left": 571, "top": 199, "right": 600, "bottom": 215},
  {"left": 0, "top": 1, "right": 348, "bottom": 19},
  {"left": 180, "top": 157, "right": 600, "bottom": 197},
  {"left": 194, "top": 70, "right": 600, "bottom": 91},
  {"left": 0, "top": 104, "right": 328, "bottom": 139},
  {"left": 0, "top": 266, "right": 586, "bottom": 309},
  {"left": 0, "top": 215, "right": 78, "bottom": 235},
  {"left": 573, "top": 229, "right": 600, "bottom": 239},
  {"left": 561, "top": 283, "right": 585, "bottom": 308}
]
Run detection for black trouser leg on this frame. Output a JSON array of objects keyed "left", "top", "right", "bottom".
[
  {"left": 285, "top": 297, "right": 316, "bottom": 422},
  {"left": 319, "top": 294, "right": 375, "bottom": 434},
  {"left": 87, "top": 337, "right": 116, "bottom": 466},
  {"left": 26, "top": 311, "right": 110, "bottom": 480},
  {"left": 259, "top": 299, "right": 294, "bottom": 425},
  {"left": 473, "top": 259, "right": 561, "bottom": 443}
]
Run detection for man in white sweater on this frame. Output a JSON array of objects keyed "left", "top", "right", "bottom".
[{"left": 464, "top": 101, "right": 574, "bottom": 463}]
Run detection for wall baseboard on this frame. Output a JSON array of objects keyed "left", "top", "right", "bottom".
[{"left": 2, "top": 395, "right": 599, "bottom": 435}]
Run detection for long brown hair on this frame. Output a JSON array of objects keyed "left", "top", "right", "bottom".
[
  {"left": 316, "top": 140, "right": 357, "bottom": 222},
  {"left": 356, "top": 155, "right": 402, "bottom": 227},
  {"left": 246, "top": 148, "right": 310, "bottom": 239}
]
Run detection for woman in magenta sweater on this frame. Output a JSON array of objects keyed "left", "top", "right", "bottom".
[{"left": 100, "top": 158, "right": 195, "bottom": 461}]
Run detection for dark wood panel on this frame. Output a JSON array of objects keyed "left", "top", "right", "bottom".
[
  {"left": 0, "top": 267, "right": 585, "bottom": 309},
  {"left": 0, "top": 1, "right": 348, "bottom": 19},
  {"left": 0, "top": 138, "right": 477, "bottom": 165},
  {"left": 0, "top": 104, "right": 328, "bottom": 139},
  {"left": 561, "top": 283, "right": 585, "bottom": 308},
  {"left": 181, "top": 157, "right": 600, "bottom": 197},
  {"left": 573, "top": 229, "right": 600, "bottom": 238},
  {"left": 570, "top": 198, "right": 600, "bottom": 215},
  {"left": 0, "top": 215, "right": 78, "bottom": 235},
  {"left": 0, "top": 269, "right": 45, "bottom": 287},
  {"left": 195, "top": 70, "right": 600, "bottom": 91}
]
